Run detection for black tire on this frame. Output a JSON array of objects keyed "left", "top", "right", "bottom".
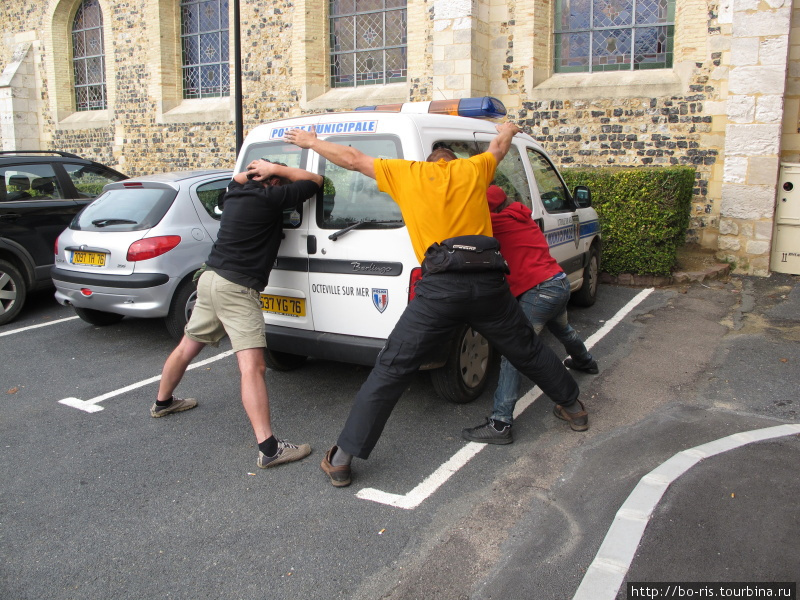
[
  {"left": 165, "top": 279, "right": 197, "bottom": 340},
  {"left": 430, "top": 325, "right": 494, "bottom": 404},
  {"left": 0, "top": 259, "right": 27, "bottom": 326},
  {"left": 571, "top": 244, "right": 599, "bottom": 307},
  {"left": 74, "top": 306, "right": 125, "bottom": 326},
  {"left": 264, "top": 349, "right": 307, "bottom": 371}
]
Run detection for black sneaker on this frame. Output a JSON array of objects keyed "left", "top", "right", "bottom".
[
  {"left": 564, "top": 357, "right": 599, "bottom": 374},
  {"left": 461, "top": 418, "right": 513, "bottom": 445}
]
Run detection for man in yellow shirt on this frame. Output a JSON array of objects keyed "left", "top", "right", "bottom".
[{"left": 286, "top": 123, "right": 585, "bottom": 487}]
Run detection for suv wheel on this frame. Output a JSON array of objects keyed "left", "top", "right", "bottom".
[
  {"left": 571, "top": 245, "right": 599, "bottom": 307},
  {"left": 0, "top": 259, "right": 26, "bottom": 326},
  {"left": 165, "top": 279, "right": 197, "bottom": 341},
  {"left": 430, "top": 325, "right": 495, "bottom": 404},
  {"left": 264, "top": 349, "right": 308, "bottom": 371},
  {"left": 74, "top": 307, "right": 125, "bottom": 326}
]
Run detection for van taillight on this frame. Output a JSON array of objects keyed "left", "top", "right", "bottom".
[
  {"left": 127, "top": 236, "right": 181, "bottom": 261},
  {"left": 408, "top": 267, "right": 423, "bottom": 301}
]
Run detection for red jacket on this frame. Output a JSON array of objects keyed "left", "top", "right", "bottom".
[{"left": 491, "top": 202, "right": 563, "bottom": 297}]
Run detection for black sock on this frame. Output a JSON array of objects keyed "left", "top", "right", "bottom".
[
  {"left": 155, "top": 396, "right": 173, "bottom": 407},
  {"left": 258, "top": 436, "right": 278, "bottom": 457},
  {"left": 491, "top": 419, "right": 510, "bottom": 431}
]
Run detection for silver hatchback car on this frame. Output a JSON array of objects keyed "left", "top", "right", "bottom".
[{"left": 52, "top": 169, "right": 232, "bottom": 339}]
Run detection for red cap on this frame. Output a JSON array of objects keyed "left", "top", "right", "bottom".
[{"left": 486, "top": 185, "right": 507, "bottom": 211}]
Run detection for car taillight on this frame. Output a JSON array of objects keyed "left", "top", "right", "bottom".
[
  {"left": 408, "top": 267, "right": 423, "bottom": 302},
  {"left": 127, "top": 235, "right": 181, "bottom": 261},
  {"left": 54, "top": 238, "right": 59, "bottom": 256}
]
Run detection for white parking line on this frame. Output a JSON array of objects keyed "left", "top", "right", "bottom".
[
  {"left": 356, "top": 287, "right": 656, "bottom": 509},
  {"left": 0, "top": 316, "right": 79, "bottom": 337},
  {"left": 572, "top": 423, "right": 800, "bottom": 600},
  {"left": 59, "top": 349, "right": 236, "bottom": 412}
]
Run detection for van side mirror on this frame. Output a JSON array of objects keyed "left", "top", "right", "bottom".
[{"left": 573, "top": 185, "right": 591, "bottom": 208}]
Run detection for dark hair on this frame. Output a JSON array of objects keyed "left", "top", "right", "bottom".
[
  {"left": 247, "top": 158, "right": 289, "bottom": 186},
  {"left": 426, "top": 148, "right": 458, "bottom": 162}
]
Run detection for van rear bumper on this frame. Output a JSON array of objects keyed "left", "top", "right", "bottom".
[{"left": 264, "top": 325, "right": 449, "bottom": 369}]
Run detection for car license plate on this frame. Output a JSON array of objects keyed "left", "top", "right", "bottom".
[
  {"left": 71, "top": 251, "right": 106, "bottom": 267},
  {"left": 260, "top": 294, "right": 305, "bottom": 317}
]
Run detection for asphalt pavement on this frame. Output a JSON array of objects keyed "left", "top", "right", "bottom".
[{"left": 466, "top": 273, "right": 800, "bottom": 600}]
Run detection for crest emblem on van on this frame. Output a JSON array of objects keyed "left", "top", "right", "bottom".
[
  {"left": 372, "top": 288, "right": 389, "bottom": 313},
  {"left": 572, "top": 216, "right": 581, "bottom": 249}
]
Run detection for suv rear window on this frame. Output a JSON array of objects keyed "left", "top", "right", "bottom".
[
  {"left": 71, "top": 187, "right": 178, "bottom": 231},
  {"left": 63, "top": 163, "right": 126, "bottom": 199},
  {"left": 1, "top": 164, "right": 64, "bottom": 201}
]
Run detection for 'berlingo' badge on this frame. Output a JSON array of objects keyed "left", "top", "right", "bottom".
[{"left": 372, "top": 288, "right": 388, "bottom": 313}]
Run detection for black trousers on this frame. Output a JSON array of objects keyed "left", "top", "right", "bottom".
[{"left": 337, "top": 269, "right": 580, "bottom": 459}]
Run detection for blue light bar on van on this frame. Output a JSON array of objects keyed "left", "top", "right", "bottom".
[{"left": 355, "top": 96, "right": 507, "bottom": 119}]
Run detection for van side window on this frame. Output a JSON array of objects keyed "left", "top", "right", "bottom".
[
  {"left": 239, "top": 141, "right": 309, "bottom": 228},
  {"left": 473, "top": 142, "right": 533, "bottom": 209},
  {"left": 527, "top": 149, "right": 570, "bottom": 212},
  {"left": 319, "top": 135, "right": 403, "bottom": 229}
]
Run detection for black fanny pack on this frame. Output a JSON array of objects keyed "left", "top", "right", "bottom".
[{"left": 422, "top": 235, "right": 510, "bottom": 275}]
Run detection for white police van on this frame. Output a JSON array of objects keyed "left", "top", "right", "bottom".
[{"left": 234, "top": 97, "right": 601, "bottom": 403}]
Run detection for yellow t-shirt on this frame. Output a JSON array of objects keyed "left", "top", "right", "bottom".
[{"left": 374, "top": 152, "right": 497, "bottom": 264}]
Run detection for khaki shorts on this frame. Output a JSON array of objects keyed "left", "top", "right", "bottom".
[{"left": 185, "top": 270, "right": 266, "bottom": 352}]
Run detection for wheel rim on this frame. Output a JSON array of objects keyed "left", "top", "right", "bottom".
[
  {"left": 458, "top": 328, "right": 490, "bottom": 389},
  {"left": 184, "top": 290, "right": 197, "bottom": 323},
  {"left": 0, "top": 271, "right": 18, "bottom": 315}
]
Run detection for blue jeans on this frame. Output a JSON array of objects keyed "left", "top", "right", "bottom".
[{"left": 491, "top": 274, "right": 592, "bottom": 425}]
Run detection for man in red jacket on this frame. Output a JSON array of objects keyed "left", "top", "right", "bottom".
[{"left": 462, "top": 185, "right": 598, "bottom": 444}]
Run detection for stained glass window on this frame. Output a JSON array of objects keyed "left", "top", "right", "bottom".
[
  {"left": 554, "top": 0, "right": 674, "bottom": 72},
  {"left": 330, "top": 0, "right": 407, "bottom": 88},
  {"left": 72, "top": 0, "right": 107, "bottom": 111},
  {"left": 181, "top": 0, "right": 230, "bottom": 99}
]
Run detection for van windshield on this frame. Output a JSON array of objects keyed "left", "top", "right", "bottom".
[{"left": 319, "top": 135, "right": 404, "bottom": 229}]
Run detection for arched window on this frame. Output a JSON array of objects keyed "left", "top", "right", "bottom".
[
  {"left": 181, "top": 0, "right": 230, "bottom": 99},
  {"left": 72, "top": 0, "right": 107, "bottom": 111},
  {"left": 555, "top": 0, "right": 675, "bottom": 72},
  {"left": 329, "top": 0, "right": 407, "bottom": 88}
]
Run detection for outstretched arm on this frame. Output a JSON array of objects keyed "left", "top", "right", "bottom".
[
  {"left": 285, "top": 127, "right": 377, "bottom": 180},
  {"left": 487, "top": 122, "right": 522, "bottom": 165}
]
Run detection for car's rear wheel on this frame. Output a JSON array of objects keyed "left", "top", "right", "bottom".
[
  {"left": 165, "top": 279, "right": 197, "bottom": 341},
  {"left": 570, "top": 245, "right": 599, "bottom": 307},
  {"left": 74, "top": 307, "right": 125, "bottom": 326},
  {"left": 430, "top": 325, "right": 495, "bottom": 404},
  {"left": 264, "top": 349, "right": 308, "bottom": 371},
  {"left": 0, "top": 259, "right": 26, "bottom": 326}
]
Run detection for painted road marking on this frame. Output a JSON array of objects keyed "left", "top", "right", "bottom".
[
  {"left": 356, "top": 287, "right": 656, "bottom": 509},
  {"left": 0, "top": 316, "right": 79, "bottom": 337},
  {"left": 59, "top": 349, "right": 236, "bottom": 412},
  {"left": 572, "top": 423, "right": 800, "bottom": 600}
]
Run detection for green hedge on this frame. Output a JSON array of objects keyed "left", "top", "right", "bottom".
[{"left": 561, "top": 166, "right": 695, "bottom": 276}]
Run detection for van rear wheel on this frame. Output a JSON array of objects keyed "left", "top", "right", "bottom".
[
  {"left": 264, "top": 349, "right": 307, "bottom": 371},
  {"left": 430, "top": 326, "right": 494, "bottom": 404}
]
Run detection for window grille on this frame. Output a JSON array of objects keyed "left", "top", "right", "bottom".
[
  {"left": 72, "top": 0, "right": 107, "bottom": 111},
  {"left": 330, "top": 0, "right": 407, "bottom": 88},
  {"left": 554, "top": 0, "right": 674, "bottom": 72},
  {"left": 181, "top": 0, "right": 230, "bottom": 99}
]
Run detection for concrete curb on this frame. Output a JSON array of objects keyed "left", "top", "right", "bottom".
[{"left": 599, "top": 262, "right": 731, "bottom": 287}]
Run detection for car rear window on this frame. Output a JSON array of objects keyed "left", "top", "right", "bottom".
[{"left": 71, "top": 187, "right": 178, "bottom": 231}]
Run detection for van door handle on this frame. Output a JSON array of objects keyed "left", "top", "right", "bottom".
[{"left": 307, "top": 235, "right": 317, "bottom": 254}]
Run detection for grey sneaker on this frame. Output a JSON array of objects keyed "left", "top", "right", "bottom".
[
  {"left": 150, "top": 396, "right": 197, "bottom": 418},
  {"left": 258, "top": 439, "right": 312, "bottom": 469},
  {"left": 564, "top": 357, "right": 599, "bottom": 375},
  {"left": 461, "top": 418, "right": 513, "bottom": 445}
]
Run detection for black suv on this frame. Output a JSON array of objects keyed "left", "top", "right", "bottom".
[{"left": 0, "top": 151, "right": 127, "bottom": 325}]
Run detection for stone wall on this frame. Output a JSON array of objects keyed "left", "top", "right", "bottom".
[{"left": 1, "top": 0, "right": 798, "bottom": 275}]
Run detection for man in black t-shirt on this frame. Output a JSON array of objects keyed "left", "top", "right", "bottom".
[{"left": 151, "top": 159, "right": 322, "bottom": 470}]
